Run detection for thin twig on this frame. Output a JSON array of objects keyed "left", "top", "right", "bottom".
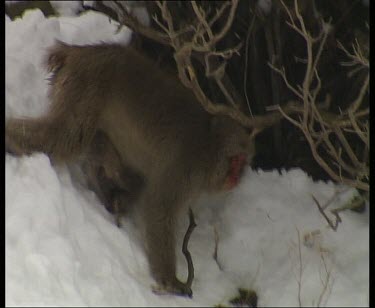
[
  {"left": 243, "top": 11, "right": 255, "bottom": 116},
  {"left": 274, "top": 0, "right": 369, "bottom": 192},
  {"left": 213, "top": 225, "right": 224, "bottom": 271},
  {"left": 268, "top": 64, "right": 304, "bottom": 100},
  {"left": 296, "top": 228, "right": 303, "bottom": 307},
  {"left": 311, "top": 195, "right": 340, "bottom": 231},
  {"left": 316, "top": 253, "right": 333, "bottom": 307},
  {"left": 182, "top": 208, "right": 197, "bottom": 289},
  {"left": 112, "top": 1, "right": 170, "bottom": 46},
  {"left": 347, "top": 74, "right": 369, "bottom": 113}
]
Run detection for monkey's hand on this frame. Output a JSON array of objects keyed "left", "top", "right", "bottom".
[{"left": 152, "top": 278, "right": 192, "bottom": 298}]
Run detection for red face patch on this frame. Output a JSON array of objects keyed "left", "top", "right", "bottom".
[{"left": 224, "top": 153, "right": 247, "bottom": 190}]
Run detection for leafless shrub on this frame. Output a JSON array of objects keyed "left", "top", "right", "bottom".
[
  {"left": 269, "top": 0, "right": 369, "bottom": 192},
  {"left": 110, "top": 0, "right": 300, "bottom": 135},
  {"left": 87, "top": 1, "right": 369, "bottom": 191}
]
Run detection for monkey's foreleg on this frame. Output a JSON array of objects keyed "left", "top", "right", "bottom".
[
  {"left": 152, "top": 209, "right": 196, "bottom": 298},
  {"left": 140, "top": 186, "right": 193, "bottom": 297}
]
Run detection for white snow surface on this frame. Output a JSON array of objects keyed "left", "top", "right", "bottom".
[
  {"left": 50, "top": 1, "right": 84, "bottom": 16},
  {"left": 5, "top": 9, "right": 369, "bottom": 307}
]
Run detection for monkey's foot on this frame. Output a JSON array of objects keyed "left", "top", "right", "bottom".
[{"left": 152, "top": 279, "right": 192, "bottom": 298}]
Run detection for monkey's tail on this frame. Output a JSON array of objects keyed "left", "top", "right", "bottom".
[
  {"left": 6, "top": 115, "right": 95, "bottom": 163},
  {"left": 6, "top": 117, "right": 48, "bottom": 157},
  {"left": 7, "top": 42, "right": 102, "bottom": 163}
]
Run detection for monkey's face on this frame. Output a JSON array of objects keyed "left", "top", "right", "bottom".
[
  {"left": 208, "top": 150, "right": 251, "bottom": 193},
  {"left": 207, "top": 116, "right": 255, "bottom": 192},
  {"left": 223, "top": 153, "right": 248, "bottom": 190}
]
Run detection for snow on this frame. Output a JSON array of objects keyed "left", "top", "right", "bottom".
[
  {"left": 5, "top": 8, "right": 369, "bottom": 307},
  {"left": 50, "top": 1, "right": 83, "bottom": 16}
]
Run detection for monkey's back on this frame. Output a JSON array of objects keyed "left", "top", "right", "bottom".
[{"left": 47, "top": 42, "right": 215, "bottom": 177}]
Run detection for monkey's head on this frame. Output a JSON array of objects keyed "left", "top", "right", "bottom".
[{"left": 206, "top": 115, "right": 256, "bottom": 192}]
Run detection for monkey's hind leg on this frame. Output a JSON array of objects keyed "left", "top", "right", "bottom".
[
  {"left": 138, "top": 177, "right": 193, "bottom": 297},
  {"left": 82, "top": 131, "right": 145, "bottom": 226},
  {"left": 84, "top": 163, "right": 144, "bottom": 227}
]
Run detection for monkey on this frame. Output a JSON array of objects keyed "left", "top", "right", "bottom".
[{"left": 5, "top": 41, "right": 255, "bottom": 296}]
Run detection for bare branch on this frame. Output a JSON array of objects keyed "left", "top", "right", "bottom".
[
  {"left": 316, "top": 253, "right": 334, "bottom": 307},
  {"left": 112, "top": 1, "right": 170, "bottom": 46},
  {"left": 347, "top": 110, "right": 369, "bottom": 145},
  {"left": 213, "top": 224, "right": 224, "bottom": 271},
  {"left": 274, "top": 0, "right": 369, "bottom": 191},
  {"left": 209, "top": 1, "right": 231, "bottom": 27},
  {"left": 191, "top": 1, "right": 214, "bottom": 41},
  {"left": 338, "top": 40, "right": 369, "bottom": 69},
  {"left": 268, "top": 63, "right": 304, "bottom": 100},
  {"left": 347, "top": 74, "right": 369, "bottom": 113},
  {"left": 206, "top": 0, "right": 239, "bottom": 48},
  {"left": 182, "top": 208, "right": 197, "bottom": 289},
  {"left": 332, "top": 126, "right": 361, "bottom": 169},
  {"left": 312, "top": 195, "right": 341, "bottom": 231},
  {"left": 244, "top": 13, "right": 256, "bottom": 116}
]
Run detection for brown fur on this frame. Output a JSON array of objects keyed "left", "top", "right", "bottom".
[
  {"left": 6, "top": 41, "right": 255, "bottom": 296},
  {"left": 82, "top": 130, "right": 144, "bottom": 221}
]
